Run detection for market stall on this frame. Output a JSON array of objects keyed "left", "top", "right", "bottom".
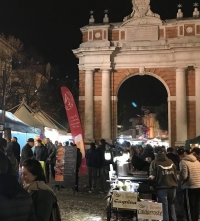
[{"left": 105, "top": 150, "right": 162, "bottom": 221}]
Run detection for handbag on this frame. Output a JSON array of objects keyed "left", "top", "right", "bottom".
[{"left": 50, "top": 199, "right": 61, "bottom": 221}]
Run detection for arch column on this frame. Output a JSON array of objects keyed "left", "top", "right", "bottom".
[
  {"left": 84, "top": 69, "right": 94, "bottom": 141},
  {"left": 101, "top": 69, "right": 111, "bottom": 140},
  {"left": 176, "top": 67, "right": 187, "bottom": 145},
  {"left": 195, "top": 67, "right": 200, "bottom": 136}
]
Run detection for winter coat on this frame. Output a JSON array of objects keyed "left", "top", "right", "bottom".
[
  {"left": 98, "top": 145, "right": 113, "bottom": 167},
  {"left": 34, "top": 145, "right": 48, "bottom": 161},
  {"left": 131, "top": 155, "right": 148, "bottom": 171},
  {"left": 179, "top": 154, "right": 200, "bottom": 189},
  {"left": 166, "top": 152, "right": 180, "bottom": 171},
  {"left": 140, "top": 149, "right": 155, "bottom": 161},
  {"left": 86, "top": 148, "right": 100, "bottom": 168},
  {"left": 0, "top": 173, "right": 36, "bottom": 221},
  {"left": 24, "top": 181, "right": 55, "bottom": 221},
  {"left": 150, "top": 153, "right": 177, "bottom": 189},
  {"left": 21, "top": 143, "right": 34, "bottom": 166},
  {"left": 46, "top": 142, "right": 56, "bottom": 163},
  {"left": 6, "top": 151, "right": 19, "bottom": 179},
  {"left": 7, "top": 141, "right": 20, "bottom": 164}
]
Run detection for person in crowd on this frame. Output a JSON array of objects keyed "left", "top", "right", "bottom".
[
  {"left": 98, "top": 139, "right": 113, "bottom": 193},
  {"left": 140, "top": 144, "right": 155, "bottom": 161},
  {"left": 34, "top": 140, "right": 48, "bottom": 161},
  {"left": 70, "top": 142, "right": 74, "bottom": 146},
  {"left": 45, "top": 138, "right": 56, "bottom": 183},
  {"left": 75, "top": 144, "right": 82, "bottom": 192},
  {"left": 0, "top": 138, "right": 19, "bottom": 179},
  {"left": 0, "top": 151, "right": 36, "bottom": 221},
  {"left": 167, "top": 147, "right": 185, "bottom": 220},
  {"left": 177, "top": 148, "right": 200, "bottom": 221},
  {"left": 54, "top": 141, "right": 58, "bottom": 149},
  {"left": 149, "top": 146, "right": 177, "bottom": 221},
  {"left": 7, "top": 136, "right": 21, "bottom": 164},
  {"left": 191, "top": 147, "right": 200, "bottom": 161},
  {"left": 166, "top": 147, "right": 180, "bottom": 170},
  {"left": 22, "top": 159, "right": 56, "bottom": 221},
  {"left": 21, "top": 138, "right": 34, "bottom": 167},
  {"left": 125, "top": 141, "right": 131, "bottom": 152},
  {"left": 130, "top": 146, "right": 147, "bottom": 171},
  {"left": 65, "top": 141, "right": 69, "bottom": 146},
  {"left": 138, "top": 145, "right": 144, "bottom": 156},
  {"left": 86, "top": 142, "right": 100, "bottom": 193}
]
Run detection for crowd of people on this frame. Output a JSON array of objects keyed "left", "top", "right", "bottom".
[
  {"left": 0, "top": 136, "right": 65, "bottom": 221},
  {"left": 1, "top": 135, "right": 200, "bottom": 221},
  {"left": 85, "top": 139, "right": 200, "bottom": 221}
]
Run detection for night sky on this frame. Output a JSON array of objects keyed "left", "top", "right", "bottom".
[{"left": 0, "top": 0, "right": 197, "bottom": 126}]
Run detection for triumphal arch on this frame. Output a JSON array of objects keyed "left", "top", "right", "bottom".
[{"left": 73, "top": 0, "right": 200, "bottom": 146}]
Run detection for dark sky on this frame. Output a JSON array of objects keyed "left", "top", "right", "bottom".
[
  {"left": 0, "top": 0, "right": 196, "bottom": 78},
  {"left": 0, "top": 0, "right": 196, "bottom": 126}
]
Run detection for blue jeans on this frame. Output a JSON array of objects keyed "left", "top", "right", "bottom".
[{"left": 157, "top": 188, "right": 177, "bottom": 221}]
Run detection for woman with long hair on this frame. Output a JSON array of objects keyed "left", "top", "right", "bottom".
[{"left": 22, "top": 159, "right": 57, "bottom": 221}]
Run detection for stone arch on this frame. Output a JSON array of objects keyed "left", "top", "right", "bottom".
[
  {"left": 115, "top": 72, "right": 172, "bottom": 145},
  {"left": 116, "top": 72, "right": 170, "bottom": 98}
]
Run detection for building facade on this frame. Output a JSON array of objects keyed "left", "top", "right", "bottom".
[{"left": 73, "top": 1, "right": 200, "bottom": 146}]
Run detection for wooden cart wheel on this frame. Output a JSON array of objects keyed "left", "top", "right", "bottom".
[
  {"left": 106, "top": 205, "right": 111, "bottom": 221},
  {"left": 106, "top": 199, "right": 112, "bottom": 221}
]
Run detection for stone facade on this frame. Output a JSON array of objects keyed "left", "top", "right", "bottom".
[{"left": 74, "top": 2, "right": 200, "bottom": 146}]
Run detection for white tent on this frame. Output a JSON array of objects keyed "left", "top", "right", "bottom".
[{"left": 13, "top": 103, "right": 71, "bottom": 143}]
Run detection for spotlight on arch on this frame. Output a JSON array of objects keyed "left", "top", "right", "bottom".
[{"left": 131, "top": 102, "right": 137, "bottom": 108}]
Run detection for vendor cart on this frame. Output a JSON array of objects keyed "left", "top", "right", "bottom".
[{"left": 106, "top": 173, "right": 153, "bottom": 221}]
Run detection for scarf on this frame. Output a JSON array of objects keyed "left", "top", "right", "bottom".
[{"left": 24, "top": 181, "right": 55, "bottom": 195}]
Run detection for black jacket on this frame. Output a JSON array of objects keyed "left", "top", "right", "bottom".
[
  {"left": 0, "top": 173, "right": 36, "bottom": 221},
  {"left": 150, "top": 153, "right": 178, "bottom": 189},
  {"left": 30, "top": 190, "right": 55, "bottom": 221},
  {"left": 166, "top": 152, "right": 180, "bottom": 170},
  {"left": 21, "top": 143, "right": 34, "bottom": 166},
  {"left": 98, "top": 145, "right": 113, "bottom": 167},
  {"left": 8, "top": 141, "right": 20, "bottom": 164},
  {"left": 131, "top": 155, "right": 148, "bottom": 171},
  {"left": 46, "top": 142, "right": 56, "bottom": 163},
  {"left": 34, "top": 145, "right": 48, "bottom": 161},
  {"left": 86, "top": 148, "right": 100, "bottom": 168}
]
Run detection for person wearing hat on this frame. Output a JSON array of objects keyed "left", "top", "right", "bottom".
[
  {"left": 177, "top": 147, "right": 200, "bottom": 221},
  {"left": 149, "top": 146, "right": 177, "bottom": 221},
  {"left": 20, "top": 138, "right": 34, "bottom": 167}
]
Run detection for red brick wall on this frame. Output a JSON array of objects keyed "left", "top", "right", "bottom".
[
  {"left": 187, "top": 101, "right": 196, "bottom": 139},
  {"left": 94, "top": 71, "right": 102, "bottom": 96},
  {"left": 82, "top": 32, "right": 88, "bottom": 42},
  {"left": 109, "top": 30, "right": 119, "bottom": 41},
  {"left": 186, "top": 68, "right": 195, "bottom": 96},
  {"left": 165, "top": 27, "right": 178, "bottom": 38},
  {"left": 79, "top": 70, "right": 85, "bottom": 96}
]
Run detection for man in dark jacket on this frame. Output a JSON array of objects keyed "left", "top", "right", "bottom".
[
  {"left": 45, "top": 138, "right": 56, "bottom": 183},
  {"left": 21, "top": 138, "right": 34, "bottom": 166},
  {"left": 0, "top": 138, "right": 19, "bottom": 179},
  {"left": 98, "top": 139, "right": 113, "bottom": 193},
  {"left": 34, "top": 140, "right": 48, "bottom": 161},
  {"left": 0, "top": 151, "right": 36, "bottom": 221},
  {"left": 8, "top": 137, "right": 21, "bottom": 164},
  {"left": 149, "top": 146, "right": 177, "bottom": 221},
  {"left": 166, "top": 147, "right": 180, "bottom": 170},
  {"left": 86, "top": 142, "right": 100, "bottom": 193}
]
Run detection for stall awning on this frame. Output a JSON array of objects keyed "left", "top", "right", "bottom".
[
  {"left": 14, "top": 105, "right": 44, "bottom": 128},
  {"left": 0, "top": 110, "right": 41, "bottom": 134}
]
